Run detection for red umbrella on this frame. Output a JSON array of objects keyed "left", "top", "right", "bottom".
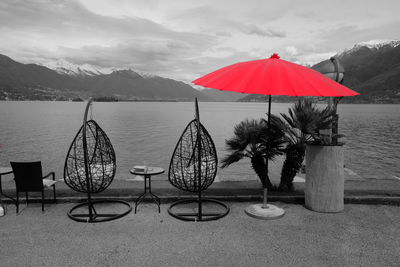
[
  {"left": 193, "top": 53, "right": 358, "bottom": 97},
  {"left": 193, "top": 53, "right": 358, "bottom": 142},
  {"left": 193, "top": 53, "right": 358, "bottom": 143},
  {"left": 192, "top": 53, "right": 359, "bottom": 219}
]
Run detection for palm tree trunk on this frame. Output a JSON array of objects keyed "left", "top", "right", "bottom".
[
  {"left": 279, "top": 145, "right": 305, "bottom": 191},
  {"left": 251, "top": 154, "right": 273, "bottom": 190}
]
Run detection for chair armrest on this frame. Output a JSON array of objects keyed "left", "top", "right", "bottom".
[{"left": 43, "top": 172, "right": 55, "bottom": 181}]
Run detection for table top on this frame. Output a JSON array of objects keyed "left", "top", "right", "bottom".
[
  {"left": 0, "top": 167, "right": 12, "bottom": 175},
  {"left": 130, "top": 166, "right": 165, "bottom": 176}
]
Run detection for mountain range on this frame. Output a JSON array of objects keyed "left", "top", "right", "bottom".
[
  {"left": 1, "top": 39, "right": 400, "bottom": 103},
  {"left": 0, "top": 55, "right": 212, "bottom": 101}
]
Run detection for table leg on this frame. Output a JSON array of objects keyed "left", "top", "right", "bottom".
[
  {"left": 134, "top": 175, "right": 160, "bottom": 213},
  {"left": 0, "top": 174, "right": 16, "bottom": 203},
  {"left": 149, "top": 192, "right": 161, "bottom": 213},
  {"left": 134, "top": 191, "right": 147, "bottom": 213},
  {"left": 147, "top": 175, "right": 160, "bottom": 213},
  {"left": 0, "top": 177, "right": 3, "bottom": 215}
]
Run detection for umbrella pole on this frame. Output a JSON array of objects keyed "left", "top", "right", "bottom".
[
  {"left": 244, "top": 94, "right": 284, "bottom": 219},
  {"left": 262, "top": 95, "right": 272, "bottom": 208},
  {"left": 331, "top": 57, "right": 341, "bottom": 145}
]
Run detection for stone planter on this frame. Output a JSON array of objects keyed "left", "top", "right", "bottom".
[{"left": 305, "top": 144, "right": 344, "bottom": 213}]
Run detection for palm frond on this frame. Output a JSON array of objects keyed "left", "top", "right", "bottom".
[
  {"left": 223, "top": 116, "right": 288, "bottom": 168},
  {"left": 260, "top": 114, "right": 287, "bottom": 160},
  {"left": 220, "top": 151, "right": 246, "bottom": 168},
  {"left": 282, "top": 98, "right": 334, "bottom": 136},
  {"left": 222, "top": 118, "right": 266, "bottom": 166}
]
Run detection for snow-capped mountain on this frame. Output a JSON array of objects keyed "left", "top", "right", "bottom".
[
  {"left": 136, "top": 71, "right": 156, "bottom": 78},
  {"left": 316, "top": 39, "right": 400, "bottom": 103},
  {"left": 41, "top": 59, "right": 158, "bottom": 79},
  {"left": 337, "top": 39, "right": 400, "bottom": 58},
  {"left": 355, "top": 39, "right": 400, "bottom": 49},
  {"left": 42, "top": 59, "right": 109, "bottom": 76}
]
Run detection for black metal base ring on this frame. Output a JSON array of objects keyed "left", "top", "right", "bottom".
[
  {"left": 68, "top": 200, "right": 132, "bottom": 223},
  {"left": 168, "top": 198, "right": 229, "bottom": 221}
]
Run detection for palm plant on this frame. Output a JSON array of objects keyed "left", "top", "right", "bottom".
[
  {"left": 221, "top": 117, "right": 286, "bottom": 190},
  {"left": 278, "top": 98, "right": 334, "bottom": 191}
]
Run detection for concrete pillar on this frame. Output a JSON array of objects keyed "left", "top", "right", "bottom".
[{"left": 305, "top": 144, "right": 344, "bottom": 212}]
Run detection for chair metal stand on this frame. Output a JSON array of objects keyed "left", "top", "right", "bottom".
[
  {"left": 168, "top": 197, "right": 229, "bottom": 221},
  {"left": 68, "top": 199, "right": 132, "bottom": 223}
]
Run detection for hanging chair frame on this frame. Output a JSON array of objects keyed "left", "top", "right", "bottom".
[
  {"left": 167, "top": 98, "right": 229, "bottom": 221},
  {"left": 168, "top": 198, "right": 229, "bottom": 222},
  {"left": 66, "top": 98, "right": 131, "bottom": 223}
]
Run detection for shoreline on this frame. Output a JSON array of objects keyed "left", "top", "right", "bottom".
[
  {"left": 1, "top": 99, "right": 400, "bottom": 104},
  {"left": 1, "top": 178, "right": 399, "bottom": 206}
]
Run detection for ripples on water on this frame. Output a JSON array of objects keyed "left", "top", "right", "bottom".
[
  {"left": 340, "top": 105, "right": 400, "bottom": 180},
  {"left": 0, "top": 101, "right": 399, "bottom": 183}
]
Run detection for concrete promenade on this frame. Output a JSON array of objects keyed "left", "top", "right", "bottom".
[
  {"left": 0, "top": 203, "right": 399, "bottom": 266},
  {"left": 1, "top": 174, "right": 399, "bottom": 266}
]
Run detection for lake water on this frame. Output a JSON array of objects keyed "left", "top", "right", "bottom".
[{"left": 0, "top": 101, "right": 399, "bottom": 183}]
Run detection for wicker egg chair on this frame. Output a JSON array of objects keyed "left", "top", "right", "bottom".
[
  {"left": 64, "top": 99, "right": 131, "bottom": 222},
  {"left": 168, "top": 98, "right": 229, "bottom": 221}
]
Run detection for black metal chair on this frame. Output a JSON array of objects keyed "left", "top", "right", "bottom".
[
  {"left": 10, "top": 161, "right": 56, "bottom": 213},
  {"left": 168, "top": 98, "right": 229, "bottom": 221}
]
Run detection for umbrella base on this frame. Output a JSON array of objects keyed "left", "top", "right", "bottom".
[{"left": 244, "top": 204, "right": 285, "bottom": 220}]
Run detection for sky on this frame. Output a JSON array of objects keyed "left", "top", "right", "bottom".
[{"left": 1, "top": 0, "right": 400, "bottom": 83}]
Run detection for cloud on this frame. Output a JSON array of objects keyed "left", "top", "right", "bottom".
[
  {"left": 0, "top": 0, "right": 203, "bottom": 44},
  {"left": 294, "top": 10, "right": 317, "bottom": 19},
  {"left": 320, "top": 23, "right": 400, "bottom": 51},
  {"left": 280, "top": 46, "right": 336, "bottom": 66},
  {"left": 215, "top": 31, "right": 232, "bottom": 37},
  {"left": 1, "top": 0, "right": 400, "bottom": 83},
  {"left": 238, "top": 24, "right": 286, "bottom": 38},
  {"left": 45, "top": 35, "right": 217, "bottom": 80},
  {"left": 191, "top": 49, "right": 255, "bottom": 80},
  {"left": 0, "top": 0, "right": 218, "bottom": 81},
  {"left": 285, "top": 46, "right": 299, "bottom": 56},
  {"left": 0, "top": 0, "right": 288, "bottom": 82}
]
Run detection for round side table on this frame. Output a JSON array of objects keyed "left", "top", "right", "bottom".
[
  {"left": 130, "top": 167, "right": 164, "bottom": 213},
  {"left": 0, "top": 167, "right": 15, "bottom": 201}
]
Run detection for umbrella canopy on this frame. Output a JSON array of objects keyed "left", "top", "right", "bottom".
[{"left": 193, "top": 53, "right": 358, "bottom": 97}]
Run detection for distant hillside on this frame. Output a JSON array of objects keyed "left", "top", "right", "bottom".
[
  {"left": 200, "top": 88, "right": 246, "bottom": 102},
  {"left": 239, "top": 40, "right": 400, "bottom": 104},
  {"left": 0, "top": 54, "right": 213, "bottom": 101},
  {"left": 238, "top": 94, "right": 299, "bottom": 103}
]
